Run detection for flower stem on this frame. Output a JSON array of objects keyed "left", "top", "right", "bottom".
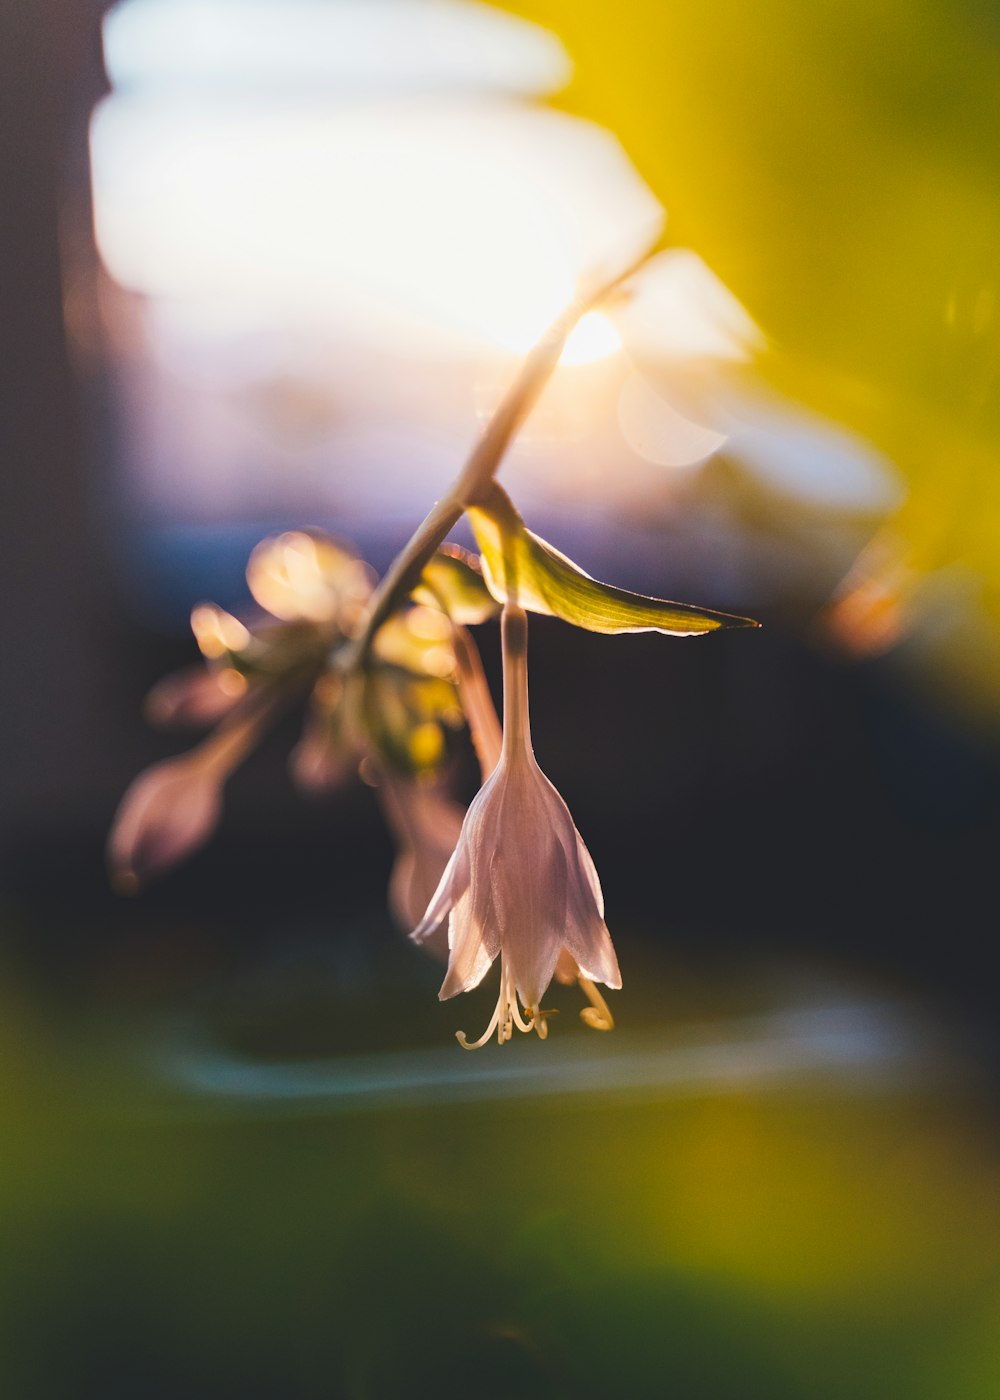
[
  {"left": 195, "top": 683, "right": 289, "bottom": 780},
  {"left": 500, "top": 603, "right": 531, "bottom": 758},
  {"left": 343, "top": 254, "right": 650, "bottom": 668}
]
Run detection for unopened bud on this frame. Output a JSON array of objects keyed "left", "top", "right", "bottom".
[{"left": 107, "top": 754, "right": 222, "bottom": 892}]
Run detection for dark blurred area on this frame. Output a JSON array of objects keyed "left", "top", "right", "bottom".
[{"left": 2, "top": 4, "right": 999, "bottom": 1399}]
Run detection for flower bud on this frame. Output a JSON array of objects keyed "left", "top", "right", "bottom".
[{"left": 107, "top": 754, "right": 223, "bottom": 893}]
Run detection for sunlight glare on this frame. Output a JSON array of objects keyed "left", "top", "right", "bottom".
[
  {"left": 92, "top": 0, "right": 662, "bottom": 361},
  {"left": 618, "top": 370, "right": 728, "bottom": 468},
  {"left": 616, "top": 249, "right": 762, "bottom": 362},
  {"left": 103, "top": 0, "right": 570, "bottom": 98},
  {"left": 560, "top": 311, "right": 623, "bottom": 366},
  {"left": 91, "top": 95, "right": 660, "bottom": 357}
]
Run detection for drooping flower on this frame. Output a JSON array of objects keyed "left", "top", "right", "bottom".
[{"left": 411, "top": 603, "right": 621, "bottom": 1048}]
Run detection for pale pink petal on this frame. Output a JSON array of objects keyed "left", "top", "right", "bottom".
[
  {"left": 438, "top": 892, "right": 499, "bottom": 998},
  {"left": 563, "top": 916, "right": 622, "bottom": 990},
  {"left": 573, "top": 831, "right": 605, "bottom": 918},
  {"left": 527, "top": 781, "right": 619, "bottom": 988},
  {"left": 410, "top": 840, "right": 469, "bottom": 946},
  {"left": 534, "top": 766, "right": 621, "bottom": 991},
  {"left": 489, "top": 797, "right": 569, "bottom": 1008}
]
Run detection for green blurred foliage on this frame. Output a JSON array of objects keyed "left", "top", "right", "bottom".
[
  {"left": 3, "top": 951, "right": 999, "bottom": 1400},
  {"left": 504, "top": 0, "right": 1000, "bottom": 713}
]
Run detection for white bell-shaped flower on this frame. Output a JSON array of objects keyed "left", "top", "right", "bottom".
[{"left": 412, "top": 604, "right": 620, "bottom": 1047}]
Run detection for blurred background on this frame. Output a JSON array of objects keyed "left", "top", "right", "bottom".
[{"left": 2, "top": 1, "right": 999, "bottom": 1396}]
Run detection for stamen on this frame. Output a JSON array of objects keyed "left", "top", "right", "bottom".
[
  {"left": 510, "top": 995, "right": 533, "bottom": 1034},
  {"left": 499, "top": 956, "right": 515, "bottom": 1042},
  {"left": 578, "top": 976, "right": 614, "bottom": 1032},
  {"left": 455, "top": 953, "right": 540, "bottom": 1049},
  {"left": 456, "top": 988, "right": 502, "bottom": 1050},
  {"left": 526, "top": 1006, "right": 549, "bottom": 1039}
]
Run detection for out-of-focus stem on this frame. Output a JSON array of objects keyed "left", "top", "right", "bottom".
[
  {"left": 452, "top": 625, "right": 502, "bottom": 780},
  {"left": 195, "top": 681, "right": 292, "bottom": 780},
  {"left": 344, "top": 254, "right": 650, "bottom": 668}
]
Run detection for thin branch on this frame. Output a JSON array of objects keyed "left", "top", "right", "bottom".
[{"left": 344, "top": 253, "right": 650, "bottom": 667}]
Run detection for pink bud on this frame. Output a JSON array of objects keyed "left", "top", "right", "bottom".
[{"left": 107, "top": 754, "right": 222, "bottom": 893}]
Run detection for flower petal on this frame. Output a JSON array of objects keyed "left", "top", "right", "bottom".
[
  {"left": 563, "top": 916, "right": 622, "bottom": 991},
  {"left": 546, "top": 788, "right": 621, "bottom": 990},
  {"left": 410, "top": 839, "right": 469, "bottom": 946},
  {"left": 438, "top": 891, "right": 500, "bottom": 999},
  {"left": 492, "top": 826, "right": 568, "bottom": 1010},
  {"left": 573, "top": 831, "right": 605, "bottom": 919}
]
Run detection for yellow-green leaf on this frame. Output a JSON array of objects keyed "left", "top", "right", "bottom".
[
  {"left": 412, "top": 546, "right": 500, "bottom": 625},
  {"left": 468, "top": 485, "right": 759, "bottom": 636},
  {"left": 372, "top": 607, "right": 456, "bottom": 679}
]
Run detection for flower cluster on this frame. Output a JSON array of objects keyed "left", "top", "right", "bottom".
[
  {"left": 111, "top": 262, "right": 759, "bottom": 1049},
  {"left": 108, "top": 532, "right": 485, "bottom": 892},
  {"left": 111, "top": 495, "right": 755, "bottom": 1049}
]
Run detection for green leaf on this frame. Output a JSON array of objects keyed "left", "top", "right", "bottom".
[
  {"left": 468, "top": 485, "right": 759, "bottom": 636},
  {"left": 412, "top": 546, "right": 500, "bottom": 625}
]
